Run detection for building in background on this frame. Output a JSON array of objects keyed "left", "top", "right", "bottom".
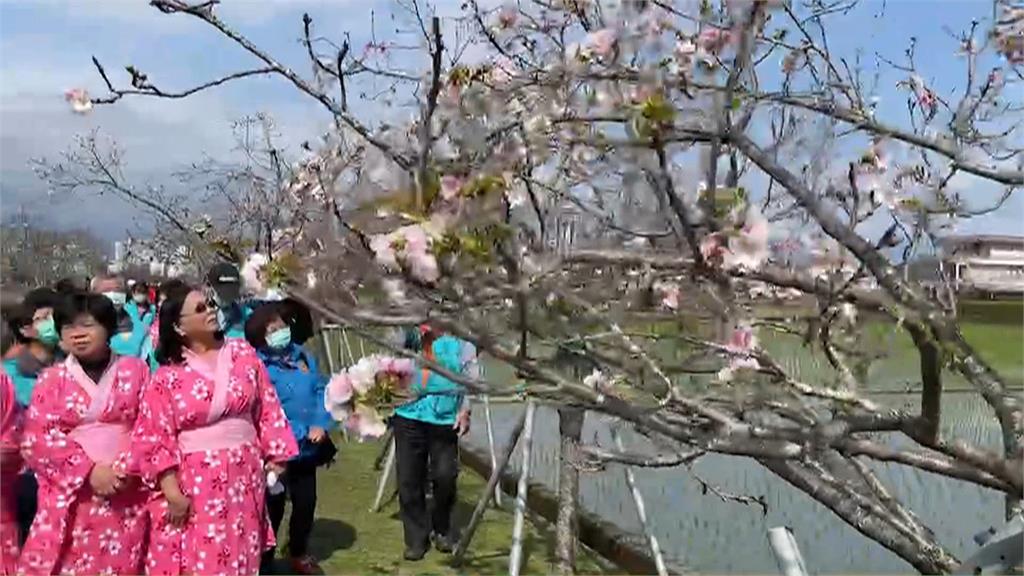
[
  {"left": 939, "top": 234, "right": 1024, "bottom": 295},
  {"left": 107, "top": 238, "right": 196, "bottom": 279}
]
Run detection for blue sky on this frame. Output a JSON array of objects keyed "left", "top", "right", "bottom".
[{"left": 0, "top": 0, "right": 1019, "bottom": 250}]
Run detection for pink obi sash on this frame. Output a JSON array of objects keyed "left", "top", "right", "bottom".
[
  {"left": 65, "top": 355, "right": 130, "bottom": 465},
  {"left": 68, "top": 422, "right": 130, "bottom": 465},
  {"left": 178, "top": 343, "right": 255, "bottom": 453},
  {"left": 177, "top": 416, "right": 257, "bottom": 453}
]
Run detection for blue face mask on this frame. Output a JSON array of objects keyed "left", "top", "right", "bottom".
[{"left": 266, "top": 326, "right": 292, "bottom": 350}]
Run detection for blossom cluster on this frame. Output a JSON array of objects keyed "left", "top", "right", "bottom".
[
  {"left": 717, "top": 323, "right": 760, "bottom": 383},
  {"left": 700, "top": 204, "right": 770, "bottom": 271},
  {"left": 369, "top": 224, "right": 441, "bottom": 283}
]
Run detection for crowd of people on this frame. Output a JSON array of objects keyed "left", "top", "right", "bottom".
[{"left": 0, "top": 263, "right": 475, "bottom": 575}]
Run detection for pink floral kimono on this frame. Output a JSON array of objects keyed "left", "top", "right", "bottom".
[
  {"left": 18, "top": 356, "right": 150, "bottom": 576},
  {"left": 130, "top": 338, "right": 297, "bottom": 576},
  {"left": 1, "top": 373, "right": 22, "bottom": 576}
]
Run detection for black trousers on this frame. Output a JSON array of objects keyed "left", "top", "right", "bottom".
[
  {"left": 392, "top": 415, "right": 459, "bottom": 550},
  {"left": 262, "top": 460, "right": 318, "bottom": 566},
  {"left": 16, "top": 472, "right": 37, "bottom": 546}
]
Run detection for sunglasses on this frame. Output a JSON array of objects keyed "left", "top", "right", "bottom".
[{"left": 183, "top": 299, "right": 219, "bottom": 317}]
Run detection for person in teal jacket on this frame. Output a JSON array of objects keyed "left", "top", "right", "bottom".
[
  {"left": 2, "top": 287, "right": 62, "bottom": 547},
  {"left": 392, "top": 325, "right": 475, "bottom": 561},
  {"left": 206, "top": 262, "right": 253, "bottom": 339},
  {"left": 90, "top": 273, "right": 154, "bottom": 357},
  {"left": 2, "top": 288, "right": 62, "bottom": 406}
]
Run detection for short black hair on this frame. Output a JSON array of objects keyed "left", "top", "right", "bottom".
[
  {"left": 158, "top": 278, "right": 189, "bottom": 300},
  {"left": 4, "top": 306, "right": 31, "bottom": 345},
  {"left": 23, "top": 288, "right": 61, "bottom": 314},
  {"left": 54, "top": 291, "right": 118, "bottom": 342},
  {"left": 244, "top": 301, "right": 285, "bottom": 351},
  {"left": 156, "top": 286, "right": 192, "bottom": 365},
  {"left": 279, "top": 298, "right": 314, "bottom": 345},
  {"left": 0, "top": 314, "right": 15, "bottom": 356},
  {"left": 7, "top": 288, "right": 62, "bottom": 344},
  {"left": 54, "top": 277, "right": 85, "bottom": 295}
]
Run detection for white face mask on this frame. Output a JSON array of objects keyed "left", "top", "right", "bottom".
[
  {"left": 132, "top": 293, "right": 148, "bottom": 304},
  {"left": 104, "top": 291, "right": 127, "bottom": 308}
]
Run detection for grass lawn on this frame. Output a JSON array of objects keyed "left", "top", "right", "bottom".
[{"left": 266, "top": 438, "right": 610, "bottom": 575}]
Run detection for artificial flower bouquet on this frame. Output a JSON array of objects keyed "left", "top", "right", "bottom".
[{"left": 324, "top": 355, "right": 417, "bottom": 439}]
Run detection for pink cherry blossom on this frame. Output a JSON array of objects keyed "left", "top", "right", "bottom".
[
  {"left": 407, "top": 250, "right": 440, "bottom": 283},
  {"left": 64, "top": 88, "right": 93, "bottom": 114},
  {"left": 584, "top": 28, "right": 618, "bottom": 59},
  {"left": 440, "top": 175, "right": 464, "bottom": 201},
  {"left": 675, "top": 39, "right": 697, "bottom": 70},
  {"left": 781, "top": 50, "right": 802, "bottom": 74},
  {"left": 697, "top": 28, "right": 732, "bottom": 53},
  {"left": 490, "top": 56, "right": 516, "bottom": 86},
  {"left": 399, "top": 225, "right": 430, "bottom": 254},
  {"left": 496, "top": 6, "right": 518, "bottom": 29},
  {"left": 718, "top": 323, "right": 760, "bottom": 382},
  {"left": 628, "top": 85, "right": 655, "bottom": 104},
  {"left": 700, "top": 232, "right": 728, "bottom": 264},
  {"left": 653, "top": 280, "right": 681, "bottom": 310},
  {"left": 726, "top": 323, "right": 757, "bottom": 352},
  {"left": 908, "top": 75, "right": 937, "bottom": 118},
  {"left": 723, "top": 206, "right": 769, "bottom": 270},
  {"left": 370, "top": 234, "right": 400, "bottom": 271}
]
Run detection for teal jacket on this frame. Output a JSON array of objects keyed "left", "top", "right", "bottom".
[
  {"left": 112, "top": 303, "right": 155, "bottom": 358},
  {"left": 219, "top": 302, "right": 252, "bottom": 340},
  {"left": 3, "top": 357, "right": 40, "bottom": 407},
  {"left": 395, "top": 335, "right": 477, "bottom": 426}
]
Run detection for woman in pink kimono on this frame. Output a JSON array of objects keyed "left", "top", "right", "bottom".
[
  {"left": 1, "top": 372, "right": 22, "bottom": 575},
  {"left": 131, "top": 288, "right": 297, "bottom": 576},
  {"left": 18, "top": 292, "right": 150, "bottom": 576}
]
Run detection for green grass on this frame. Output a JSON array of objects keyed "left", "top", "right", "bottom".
[{"left": 266, "top": 438, "right": 609, "bottom": 576}]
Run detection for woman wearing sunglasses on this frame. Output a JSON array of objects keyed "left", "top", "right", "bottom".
[
  {"left": 130, "top": 288, "right": 298, "bottom": 576},
  {"left": 18, "top": 292, "right": 150, "bottom": 576}
]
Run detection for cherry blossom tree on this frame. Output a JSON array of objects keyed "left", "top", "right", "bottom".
[
  {"left": 59, "top": 0, "right": 1023, "bottom": 572},
  {"left": 33, "top": 113, "right": 326, "bottom": 272}
]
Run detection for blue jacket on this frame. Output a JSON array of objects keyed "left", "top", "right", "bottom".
[
  {"left": 112, "top": 303, "right": 155, "bottom": 358},
  {"left": 395, "top": 335, "right": 476, "bottom": 426},
  {"left": 258, "top": 344, "right": 334, "bottom": 462}
]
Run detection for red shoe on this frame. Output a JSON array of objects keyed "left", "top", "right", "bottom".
[{"left": 290, "top": 556, "right": 323, "bottom": 575}]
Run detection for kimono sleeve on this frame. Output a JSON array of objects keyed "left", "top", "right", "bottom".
[
  {"left": 253, "top": 360, "right": 299, "bottom": 465},
  {"left": 128, "top": 368, "right": 181, "bottom": 483},
  {"left": 20, "top": 369, "right": 93, "bottom": 493}
]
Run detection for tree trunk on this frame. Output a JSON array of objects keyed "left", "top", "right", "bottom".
[
  {"left": 907, "top": 326, "right": 943, "bottom": 444},
  {"left": 556, "top": 407, "right": 584, "bottom": 575},
  {"left": 762, "top": 455, "right": 958, "bottom": 574}
]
